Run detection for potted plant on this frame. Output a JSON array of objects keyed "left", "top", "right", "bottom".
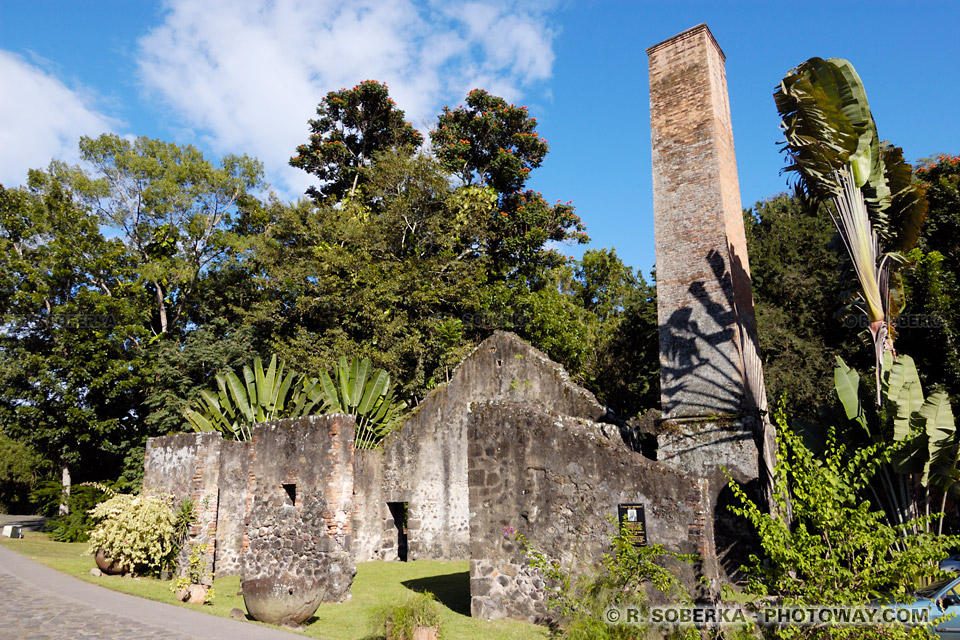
[
  {"left": 87, "top": 491, "right": 178, "bottom": 576},
  {"left": 379, "top": 592, "right": 442, "bottom": 640}
]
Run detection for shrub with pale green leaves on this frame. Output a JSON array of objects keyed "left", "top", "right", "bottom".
[{"left": 87, "top": 493, "right": 178, "bottom": 574}]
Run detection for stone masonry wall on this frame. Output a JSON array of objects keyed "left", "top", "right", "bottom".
[
  {"left": 352, "top": 449, "right": 396, "bottom": 561},
  {"left": 242, "top": 414, "right": 356, "bottom": 602},
  {"left": 468, "top": 401, "right": 711, "bottom": 623},
  {"left": 376, "top": 331, "right": 608, "bottom": 561},
  {"left": 214, "top": 440, "right": 251, "bottom": 576},
  {"left": 143, "top": 432, "right": 221, "bottom": 584}
]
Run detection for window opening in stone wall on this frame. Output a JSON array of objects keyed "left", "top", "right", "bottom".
[
  {"left": 282, "top": 483, "right": 297, "bottom": 506},
  {"left": 387, "top": 501, "right": 408, "bottom": 561}
]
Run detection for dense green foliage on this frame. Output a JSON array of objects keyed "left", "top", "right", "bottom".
[
  {"left": 0, "top": 84, "right": 661, "bottom": 511},
  {"left": 731, "top": 408, "right": 954, "bottom": 639},
  {"left": 87, "top": 492, "right": 178, "bottom": 574},
  {"left": 30, "top": 481, "right": 109, "bottom": 542},
  {"left": 0, "top": 434, "right": 47, "bottom": 513},
  {"left": 899, "top": 155, "right": 960, "bottom": 400},
  {"left": 745, "top": 193, "right": 862, "bottom": 418},
  {"left": 517, "top": 524, "right": 708, "bottom": 639},
  {"left": 290, "top": 80, "right": 423, "bottom": 202},
  {"left": 0, "top": 176, "right": 151, "bottom": 504}
]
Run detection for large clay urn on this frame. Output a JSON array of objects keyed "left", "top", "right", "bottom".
[
  {"left": 94, "top": 548, "right": 125, "bottom": 575},
  {"left": 241, "top": 574, "right": 323, "bottom": 625}
]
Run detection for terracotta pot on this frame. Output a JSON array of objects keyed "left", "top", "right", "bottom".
[
  {"left": 177, "top": 584, "right": 209, "bottom": 604},
  {"left": 94, "top": 549, "right": 125, "bottom": 575},
  {"left": 412, "top": 626, "right": 439, "bottom": 640},
  {"left": 241, "top": 574, "right": 323, "bottom": 625}
]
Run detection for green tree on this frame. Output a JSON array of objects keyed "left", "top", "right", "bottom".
[
  {"left": 250, "top": 150, "right": 495, "bottom": 402},
  {"left": 75, "top": 134, "right": 265, "bottom": 337},
  {"left": 583, "top": 255, "right": 661, "bottom": 417},
  {"left": 0, "top": 434, "right": 47, "bottom": 513},
  {"left": 431, "top": 89, "right": 588, "bottom": 275},
  {"left": 431, "top": 89, "right": 547, "bottom": 194},
  {"left": 744, "top": 193, "right": 863, "bottom": 419},
  {"left": 0, "top": 177, "right": 150, "bottom": 512},
  {"left": 899, "top": 155, "right": 960, "bottom": 401},
  {"left": 290, "top": 80, "right": 423, "bottom": 201}
]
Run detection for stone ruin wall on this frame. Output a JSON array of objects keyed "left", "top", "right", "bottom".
[
  {"left": 142, "top": 432, "right": 221, "bottom": 585},
  {"left": 242, "top": 414, "right": 356, "bottom": 602},
  {"left": 143, "top": 415, "right": 357, "bottom": 601},
  {"left": 142, "top": 329, "right": 728, "bottom": 620},
  {"left": 370, "top": 330, "right": 610, "bottom": 562},
  {"left": 467, "top": 401, "right": 712, "bottom": 623},
  {"left": 212, "top": 440, "right": 250, "bottom": 577}
]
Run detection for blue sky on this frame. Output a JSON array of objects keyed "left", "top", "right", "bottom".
[{"left": 2, "top": 1, "right": 958, "bottom": 274}]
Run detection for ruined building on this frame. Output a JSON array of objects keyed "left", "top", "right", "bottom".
[{"left": 142, "top": 23, "right": 769, "bottom": 624}]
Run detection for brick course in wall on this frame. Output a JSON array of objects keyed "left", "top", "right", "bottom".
[
  {"left": 242, "top": 414, "right": 356, "bottom": 602},
  {"left": 142, "top": 432, "right": 221, "bottom": 584}
]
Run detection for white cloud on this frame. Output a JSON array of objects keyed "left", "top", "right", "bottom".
[
  {"left": 137, "top": 0, "right": 559, "bottom": 198},
  {"left": 0, "top": 51, "right": 117, "bottom": 187}
]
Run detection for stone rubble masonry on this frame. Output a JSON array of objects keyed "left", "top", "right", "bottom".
[
  {"left": 215, "top": 440, "right": 251, "bottom": 576},
  {"left": 142, "top": 431, "right": 221, "bottom": 585},
  {"left": 242, "top": 414, "right": 357, "bottom": 603},
  {"left": 372, "top": 331, "right": 609, "bottom": 561},
  {"left": 467, "top": 401, "right": 712, "bottom": 623}
]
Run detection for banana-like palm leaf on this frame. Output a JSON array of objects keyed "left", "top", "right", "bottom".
[
  {"left": 775, "top": 57, "right": 890, "bottom": 224},
  {"left": 316, "top": 356, "right": 407, "bottom": 449},
  {"left": 834, "top": 356, "right": 867, "bottom": 434},
  {"left": 920, "top": 392, "right": 957, "bottom": 487}
]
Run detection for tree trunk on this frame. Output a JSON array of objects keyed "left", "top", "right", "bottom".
[
  {"left": 154, "top": 281, "right": 168, "bottom": 333},
  {"left": 59, "top": 463, "right": 71, "bottom": 515}
]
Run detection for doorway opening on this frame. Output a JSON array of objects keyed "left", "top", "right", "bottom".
[{"left": 387, "top": 502, "right": 408, "bottom": 561}]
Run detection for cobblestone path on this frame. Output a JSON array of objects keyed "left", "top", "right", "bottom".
[
  {"left": 0, "top": 572, "right": 186, "bottom": 640},
  {"left": 0, "top": 543, "right": 303, "bottom": 640}
]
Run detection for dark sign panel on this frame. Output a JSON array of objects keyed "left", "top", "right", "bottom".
[{"left": 618, "top": 503, "right": 648, "bottom": 547}]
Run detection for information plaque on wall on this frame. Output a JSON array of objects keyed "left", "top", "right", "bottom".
[{"left": 618, "top": 503, "right": 648, "bottom": 547}]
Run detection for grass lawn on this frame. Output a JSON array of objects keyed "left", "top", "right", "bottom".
[{"left": 1, "top": 533, "right": 548, "bottom": 639}]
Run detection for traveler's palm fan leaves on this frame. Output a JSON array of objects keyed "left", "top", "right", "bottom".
[
  {"left": 317, "top": 356, "right": 407, "bottom": 450},
  {"left": 775, "top": 57, "right": 927, "bottom": 403},
  {"left": 775, "top": 57, "right": 889, "bottom": 224},
  {"left": 184, "top": 355, "right": 326, "bottom": 441}
]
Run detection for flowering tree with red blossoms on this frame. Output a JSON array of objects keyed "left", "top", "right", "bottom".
[
  {"left": 431, "top": 89, "right": 587, "bottom": 275},
  {"left": 291, "top": 80, "right": 423, "bottom": 202}
]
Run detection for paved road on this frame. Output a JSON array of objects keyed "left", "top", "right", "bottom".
[
  {"left": 0, "top": 514, "right": 48, "bottom": 532},
  {"left": 0, "top": 544, "right": 307, "bottom": 640}
]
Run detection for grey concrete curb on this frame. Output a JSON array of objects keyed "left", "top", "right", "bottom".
[{"left": 0, "top": 543, "right": 311, "bottom": 639}]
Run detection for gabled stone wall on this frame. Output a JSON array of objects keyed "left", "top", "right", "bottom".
[
  {"left": 467, "top": 401, "right": 711, "bottom": 622},
  {"left": 369, "top": 331, "right": 609, "bottom": 561}
]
